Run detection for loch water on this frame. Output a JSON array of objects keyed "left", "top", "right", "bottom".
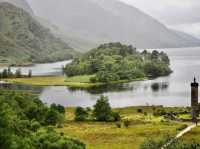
[{"left": 1, "top": 47, "right": 200, "bottom": 108}]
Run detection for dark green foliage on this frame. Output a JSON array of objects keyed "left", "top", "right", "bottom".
[
  {"left": 65, "top": 43, "right": 171, "bottom": 83},
  {"left": 0, "top": 3, "right": 77, "bottom": 65},
  {"left": 153, "top": 108, "right": 167, "bottom": 116},
  {"left": 93, "top": 96, "right": 112, "bottom": 121},
  {"left": 0, "top": 90, "right": 85, "bottom": 149},
  {"left": 111, "top": 112, "right": 121, "bottom": 121},
  {"left": 123, "top": 119, "right": 131, "bottom": 128},
  {"left": 137, "top": 109, "right": 143, "bottom": 113},
  {"left": 50, "top": 103, "right": 65, "bottom": 114},
  {"left": 15, "top": 69, "right": 22, "bottom": 78},
  {"left": 33, "top": 129, "right": 86, "bottom": 149},
  {"left": 45, "top": 109, "right": 62, "bottom": 125},
  {"left": 93, "top": 95, "right": 120, "bottom": 122},
  {"left": 75, "top": 107, "right": 89, "bottom": 121},
  {"left": 0, "top": 68, "right": 30, "bottom": 79},
  {"left": 28, "top": 70, "right": 32, "bottom": 78}
]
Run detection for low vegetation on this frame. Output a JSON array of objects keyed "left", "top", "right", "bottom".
[
  {"left": 60, "top": 106, "right": 186, "bottom": 149},
  {"left": 65, "top": 42, "right": 171, "bottom": 83},
  {"left": 140, "top": 135, "right": 200, "bottom": 149}
]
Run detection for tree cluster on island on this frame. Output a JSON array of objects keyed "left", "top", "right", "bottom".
[
  {"left": 0, "top": 90, "right": 85, "bottom": 149},
  {"left": 65, "top": 42, "right": 171, "bottom": 83}
]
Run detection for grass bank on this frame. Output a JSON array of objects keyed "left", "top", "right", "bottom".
[
  {"left": 181, "top": 126, "right": 200, "bottom": 143},
  {"left": 4, "top": 75, "right": 147, "bottom": 88},
  {"left": 57, "top": 107, "right": 188, "bottom": 149}
]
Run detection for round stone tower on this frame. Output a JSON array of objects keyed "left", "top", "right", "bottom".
[{"left": 191, "top": 77, "right": 199, "bottom": 123}]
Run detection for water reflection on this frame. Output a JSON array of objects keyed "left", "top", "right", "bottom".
[
  {"left": 151, "top": 82, "right": 169, "bottom": 92},
  {"left": 67, "top": 83, "right": 134, "bottom": 94},
  {"left": 0, "top": 83, "right": 42, "bottom": 94}
]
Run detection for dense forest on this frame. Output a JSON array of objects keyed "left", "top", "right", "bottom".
[
  {"left": 65, "top": 42, "right": 171, "bottom": 83},
  {"left": 0, "top": 90, "right": 85, "bottom": 149}
]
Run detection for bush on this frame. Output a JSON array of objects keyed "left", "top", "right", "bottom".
[
  {"left": 124, "top": 119, "right": 131, "bottom": 128},
  {"left": 90, "top": 76, "right": 97, "bottom": 83},
  {"left": 45, "top": 109, "right": 62, "bottom": 125},
  {"left": 137, "top": 109, "right": 143, "bottom": 113},
  {"left": 112, "top": 112, "right": 121, "bottom": 121},
  {"left": 50, "top": 103, "right": 65, "bottom": 114},
  {"left": 30, "top": 120, "right": 41, "bottom": 132},
  {"left": 75, "top": 107, "right": 89, "bottom": 121},
  {"left": 153, "top": 108, "right": 166, "bottom": 116},
  {"left": 33, "top": 129, "right": 86, "bottom": 149},
  {"left": 116, "top": 122, "right": 121, "bottom": 128},
  {"left": 93, "top": 96, "right": 112, "bottom": 121}
]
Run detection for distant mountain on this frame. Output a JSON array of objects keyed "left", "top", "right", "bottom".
[
  {"left": 0, "top": 2, "right": 77, "bottom": 65},
  {"left": 28, "top": 0, "right": 200, "bottom": 51},
  {"left": 0, "top": 0, "right": 33, "bottom": 14}
]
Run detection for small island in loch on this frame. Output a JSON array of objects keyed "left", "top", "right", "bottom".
[{"left": 64, "top": 42, "right": 172, "bottom": 88}]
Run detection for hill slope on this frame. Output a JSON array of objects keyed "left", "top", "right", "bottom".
[
  {"left": 0, "top": 0, "right": 33, "bottom": 14},
  {"left": 0, "top": 2, "right": 77, "bottom": 65},
  {"left": 28, "top": 0, "right": 200, "bottom": 51}
]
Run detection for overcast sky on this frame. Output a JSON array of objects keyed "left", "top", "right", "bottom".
[{"left": 118, "top": 0, "right": 200, "bottom": 38}]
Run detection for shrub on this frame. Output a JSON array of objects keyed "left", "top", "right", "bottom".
[
  {"left": 90, "top": 76, "right": 97, "bottom": 83},
  {"left": 30, "top": 120, "right": 41, "bottom": 132},
  {"left": 116, "top": 122, "right": 121, "bottom": 128},
  {"left": 153, "top": 108, "right": 166, "bottom": 116},
  {"left": 137, "top": 109, "right": 143, "bottom": 113},
  {"left": 112, "top": 112, "right": 121, "bottom": 121},
  {"left": 93, "top": 96, "right": 112, "bottom": 121},
  {"left": 50, "top": 103, "right": 65, "bottom": 114},
  {"left": 33, "top": 129, "right": 86, "bottom": 149},
  {"left": 124, "top": 119, "right": 131, "bottom": 128},
  {"left": 45, "top": 109, "right": 62, "bottom": 125},
  {"left": 75, "top": 107, "right": 89, "bottom": 121}
]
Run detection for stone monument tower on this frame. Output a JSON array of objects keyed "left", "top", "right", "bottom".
[{"left": 191, "top": 77, "right": 199, "bottom": 123}]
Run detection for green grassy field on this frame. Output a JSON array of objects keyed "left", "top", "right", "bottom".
[
  {"left": 4, "top": 75, "right": 147, "bottom": 88},
  {"left": 57, "top": 107, "right": 187, "bottom": 149}
]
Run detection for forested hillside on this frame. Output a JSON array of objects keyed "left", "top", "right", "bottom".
[
  {"left": 0, "top": 2, "right": 77, "bottom": 66},
  {"left": 0, "top": 90, "right": 85, "bottom": 149}
]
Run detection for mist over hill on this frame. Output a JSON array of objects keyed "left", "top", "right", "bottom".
[
  {"left": 27, "top": 0, "right": 200, "bottom": 51},
  {"left": 0, "top": 0, "right": 33, "bottom": 14},
  {"left": 0, "top": 2, "right": 77, "bottom": 65}
]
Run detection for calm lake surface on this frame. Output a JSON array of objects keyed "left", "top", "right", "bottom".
[
  {"left": 39, "top": 47, "right": 200, "bottom": 108},
  {"left": 2, "top": 47, "right": 200, "bottom": 107},
  {"left": 0, "top": 60, "right": 71, "bottom": 76}
]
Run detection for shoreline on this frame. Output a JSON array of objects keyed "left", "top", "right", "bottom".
[{"left": 3, "top": 75, "right": 148, "bottom": 89}]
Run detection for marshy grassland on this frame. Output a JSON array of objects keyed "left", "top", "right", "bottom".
[
  {"left": 4, "top": 75, "right": 147, "bottom": 88},
  {"left": 181, "top": 126, "right": 200, "bottom": 143},
  {"left": 57, "top": 107, "right": 191, "bottom": 149}
]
